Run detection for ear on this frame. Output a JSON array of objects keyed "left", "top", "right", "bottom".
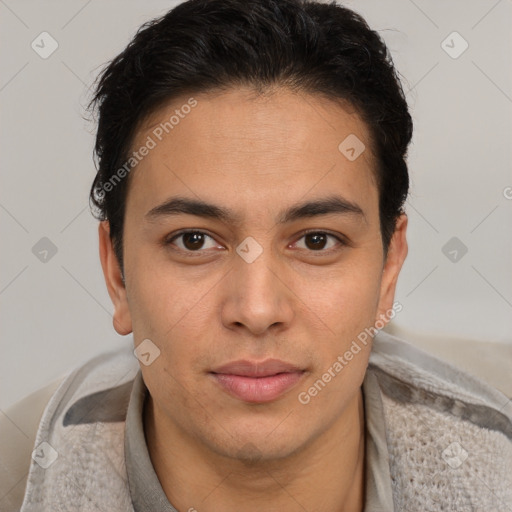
[
  {"left": 98, "top": 221, "right": 133, "bottom": 335},
  {"left": 375, "top": 213, "right": 408, "bottom": 323}
]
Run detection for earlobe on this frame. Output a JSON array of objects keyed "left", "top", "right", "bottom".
[
  {"left": 98, "top": 221, "right": 133, "bottom": 336},
  {"left": 376, "top": 214, "right": 408, "bottom": 324}
]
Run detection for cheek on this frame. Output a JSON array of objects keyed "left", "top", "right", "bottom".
[
  {"left": 128, "top": 262, "right": 206, "bottom": 338},
  {"left": 335, "top": 278, "right": 381, "bottom": 334},
  {"left": 296, "top": 267, "right": 380, "bottom": 417},
  {"left": 300, "top": 255, "right": 382, "bottom": 339},
  {"left": 128, "top": 267, "right": 217, "bottom": 378}
]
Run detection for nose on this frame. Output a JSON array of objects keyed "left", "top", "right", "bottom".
[{"left": 220, "top": 244, "right": 294, "bottom": 336}]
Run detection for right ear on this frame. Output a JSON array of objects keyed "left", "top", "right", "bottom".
[{"left": 98, "top": 221, "right": 133, "bottom": 335}]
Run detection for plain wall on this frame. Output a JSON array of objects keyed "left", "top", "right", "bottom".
[{"left": 1, "top": 0, "right": 511, "bottom": 411}]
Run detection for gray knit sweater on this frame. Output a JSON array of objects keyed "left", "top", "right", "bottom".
[{"left": 20, "top": 331, "right": 512, "bottom": 511}]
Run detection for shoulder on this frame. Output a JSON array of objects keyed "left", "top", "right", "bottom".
[
  {"left": 370, "top": 330, "right": 512, "bottom": 419},
  {"left": 31, "top": 344, "right": 140, "bottom": 435},
  {"left": 369, "top": 331, "right": 512, "bottom": 511},
  {"left": 0, "top": 377, "right": 63, "bottom": 511},
  {"left": 20, "top": 345, "right": 139, "bottom": 511}
]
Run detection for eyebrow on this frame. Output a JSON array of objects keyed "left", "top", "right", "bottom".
[{"left": 145, "top": 195, "right": 366, "bottom": 225}]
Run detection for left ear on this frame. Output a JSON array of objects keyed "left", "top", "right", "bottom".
[{"left": 375, "top": 213, "right": 408, "bottom": 323}]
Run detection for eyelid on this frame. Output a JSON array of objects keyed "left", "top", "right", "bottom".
[
  {"left": 290, "top": 229, "right": 348, "bottom": 252},
  {"left": 165, "top": 229, "right": 222, "bottom": 250}
]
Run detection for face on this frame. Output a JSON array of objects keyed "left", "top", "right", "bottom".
[{"left": 99, "top": 87, "right": 407, "bottom": 461}]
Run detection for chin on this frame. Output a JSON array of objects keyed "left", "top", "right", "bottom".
[{"left": 205, "top": 422, "right": 308, "bottom": 465}]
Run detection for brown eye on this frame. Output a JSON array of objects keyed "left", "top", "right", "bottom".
[
  {"left": 182, "top": 232, "right": 206, "bottom": 250},
  {"left": 167, "top": 231, "right": 220, "bottom": 252},
  {"left": 304, "top": 233, "right": 328, "bottom": 250},
  {"left": 295, "top": 232, "right": 342, "bottom": 252}
]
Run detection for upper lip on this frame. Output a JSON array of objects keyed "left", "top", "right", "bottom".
[{"left": 211, "top": 359, "right": 304, "bottom": 377}]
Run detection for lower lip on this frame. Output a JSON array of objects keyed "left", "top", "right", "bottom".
[{"left": 211, "top": 372, "right": 304, "bottom": 403}]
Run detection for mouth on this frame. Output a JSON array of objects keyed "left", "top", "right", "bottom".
[{"left": 209, "top": 359, "right": 306, "bottom": 403}]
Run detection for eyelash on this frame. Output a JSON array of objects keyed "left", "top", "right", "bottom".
[{"left": 164, "top": 229, "right": 347, "bottom": 255}]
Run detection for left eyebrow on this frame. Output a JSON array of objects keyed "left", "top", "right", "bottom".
[
  {"left": 144, "top": 195, "right": 366, "bottom": 225},
  {"left": 276, "top": 195, "right": 366, "bottom": 224}
]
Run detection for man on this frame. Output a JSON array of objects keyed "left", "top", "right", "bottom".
[{"left": 21, "top": 0, "right": 512, "bottom": 510}]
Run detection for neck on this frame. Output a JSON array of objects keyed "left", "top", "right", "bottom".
[{"left": 144, "top": 389, "right": 365, "bottom": 512}]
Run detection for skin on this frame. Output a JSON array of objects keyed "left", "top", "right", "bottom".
[{"left": 99, "top": 86, "right": 408, "bottom": 512}]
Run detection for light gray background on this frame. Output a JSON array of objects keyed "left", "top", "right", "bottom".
[{"left": 1, "top": 0, "right": 511, "bottom": 411}]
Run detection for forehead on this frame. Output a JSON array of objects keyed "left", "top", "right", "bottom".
[
  {"left": 126, "top": 87, "right": 379, "bottom": 222},
  {"left": 139, "top": 87, "right": 373, "bottom": 161}
]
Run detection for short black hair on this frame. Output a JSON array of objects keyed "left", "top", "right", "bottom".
[{"left": 89, "top": 0, "right": 412, "bottom": 275}]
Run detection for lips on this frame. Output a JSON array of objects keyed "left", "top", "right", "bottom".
[
  {"left": 210, "top": 359, "right": 306, "bottom": 403},
  {"left": 211, "top": 359, "right": 303, "bottom": 377}
]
